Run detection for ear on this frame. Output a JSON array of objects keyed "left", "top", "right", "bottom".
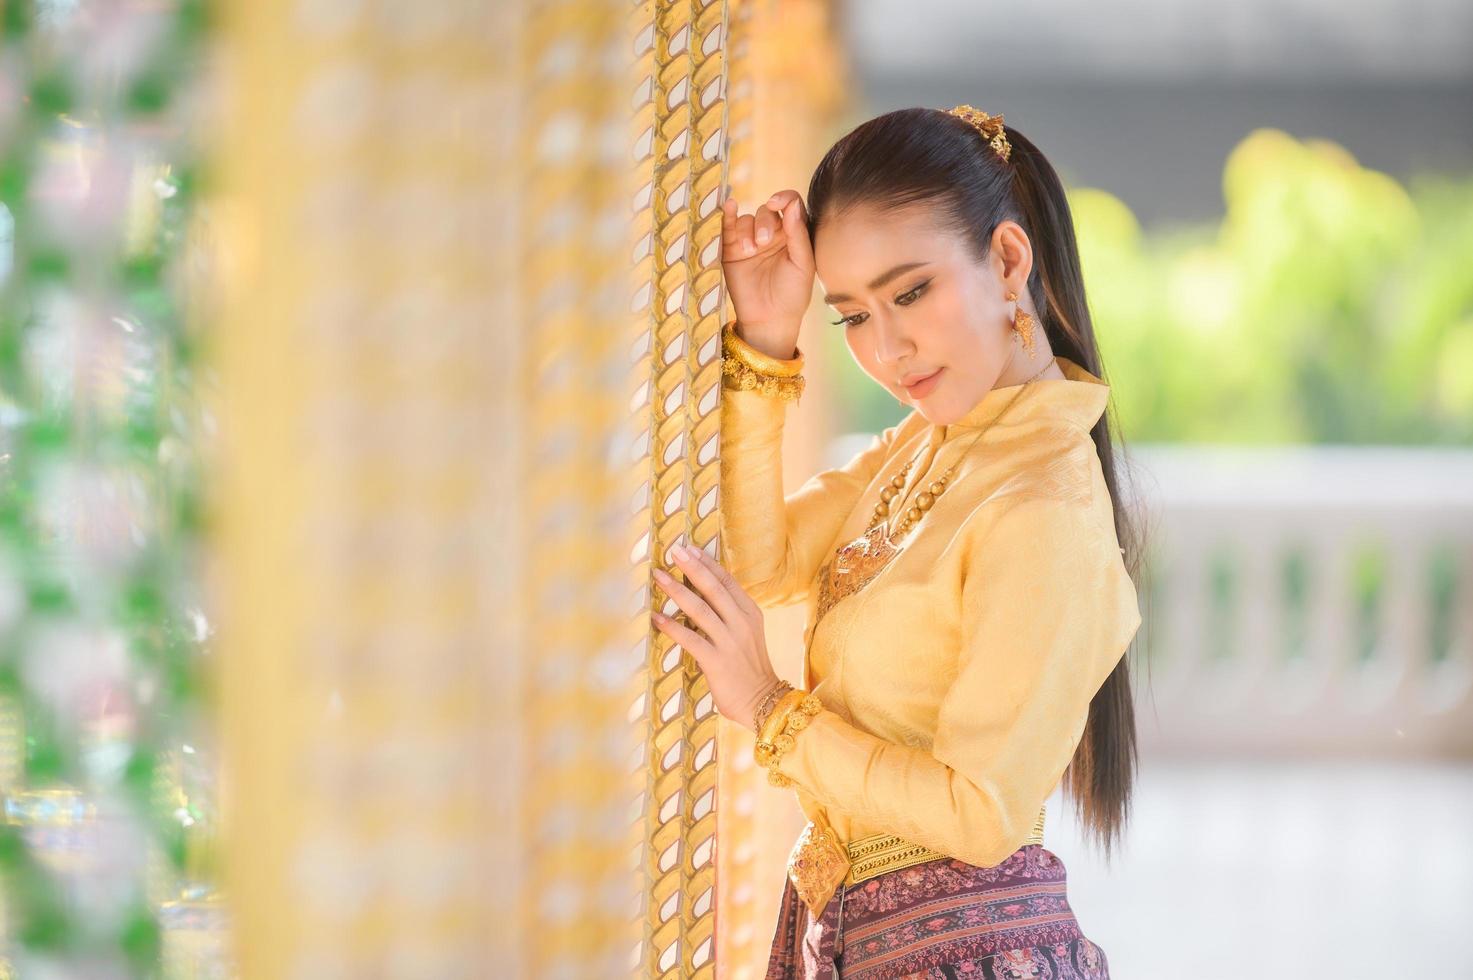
[{"left": 990, "top": 220, "right": 1034, "bottom": 298}]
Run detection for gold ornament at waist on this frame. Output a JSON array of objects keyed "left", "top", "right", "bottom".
[{"left": 786, "top": 804, "right": 1047, "bottom": 916}]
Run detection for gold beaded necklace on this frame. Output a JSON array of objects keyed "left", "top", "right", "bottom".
[{"left": 814, "top": 355, "right": 1058, "bottom": 624}]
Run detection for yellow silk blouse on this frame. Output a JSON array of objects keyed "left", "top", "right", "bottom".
[{"left": 718, "top": 350, "right": 1142, "bottom": 871}]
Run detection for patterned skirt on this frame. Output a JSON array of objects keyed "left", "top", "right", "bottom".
[{"left": 763, "top": 844, "right": 1111, "bottom": 980}]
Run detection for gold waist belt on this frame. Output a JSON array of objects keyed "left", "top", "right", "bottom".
[{"left": 786, "top": 803, "right": 1047, "bottom": 917}]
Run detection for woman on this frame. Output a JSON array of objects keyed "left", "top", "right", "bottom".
[{"left": 651, "top": 105, "right": 1142, "bottom": 979}]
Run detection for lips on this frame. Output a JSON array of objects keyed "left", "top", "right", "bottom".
[{"left": 900, "top": 368, "right": 941, "bottom": 390}]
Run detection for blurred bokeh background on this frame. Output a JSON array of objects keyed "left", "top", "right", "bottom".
[{"left": 0, "top": 0, "right": 1468, "bottom": 978}]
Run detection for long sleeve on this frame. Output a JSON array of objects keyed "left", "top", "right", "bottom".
[
  {"left": 771, "top": 492, "right": 1142, "bottom": 868},
  {"left": 718, "top": 385, "right": 905, "bottom": 608}
]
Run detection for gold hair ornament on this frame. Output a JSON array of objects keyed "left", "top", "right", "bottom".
[{"left": 946, "top": 104, "right": 1011, "bottom": 162}]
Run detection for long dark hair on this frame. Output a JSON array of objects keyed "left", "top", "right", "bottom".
[{"left": 804, "top": 106, "right": 1148, "bottom": 862}]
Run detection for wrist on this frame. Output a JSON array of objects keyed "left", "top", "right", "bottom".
[
  {"left": 748, "top": 676, "right": 792, "bottom": 734},
  {"left": 731, "top": 320, "right": 802, "bottom": 365}
]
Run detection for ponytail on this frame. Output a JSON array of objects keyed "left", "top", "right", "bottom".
[{"left": 1007, "top": 126, "right": 1147, "bottom": 862}]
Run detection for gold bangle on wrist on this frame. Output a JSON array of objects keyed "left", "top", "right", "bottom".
[
  {"left": 722, "top": 357, "right": 806, "bottom": 402},
  {"left": 756, "top": 689, "right": 807, "bottom": 746},
  {"left": 752, "top": 680, "right": 795, "bottom": 736},
  {"left": 753, "top": 690, "right": 823, "bottom": 787},
  {"left": 722, "top": 320, "right": 803, "bottom": 375},
  {"left": 720, "top": 321, "right": 807, "bottom": 402}
]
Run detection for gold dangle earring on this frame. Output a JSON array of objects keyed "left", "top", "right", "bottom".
[{"left": 1007, "top": 290, "right": 1037, "bottom": 358}]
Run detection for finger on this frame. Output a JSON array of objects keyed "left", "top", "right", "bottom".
[
  {"left": 752, "top": 205, "right": 784, "bottom": 249},
  {"left": 721, "top": 197, "right": 757, "bottom": 255},
  {"left": 764, "top": 189, "right": 797, "bottom": 211},
  {"left": 652, "top": 610, "right": 715, "bottom": 663},
  {"left": 776, "top": 192, "right": 814, "bottom": 272},
  {"left": 762, "top": 190, "right": 806, "bottom": 228},
  {"left": 672, "top": 545, "right": 750, "bottom": 630},
  {"left": 694, "top": 544, "right": 762, "bottom": 620},
  {"left": 722, "top": 208, "right": 758, "bottom": 260},
  {"left": 653, "top": 565, "right": 728, "bottom": 641},
  {"left": 720, "top": 196, "right": 740, "bottom": 247}
]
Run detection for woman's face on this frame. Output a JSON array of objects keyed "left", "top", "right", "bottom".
[{"left": 813, "top": 201, "right": 1032, "bottom": 426}]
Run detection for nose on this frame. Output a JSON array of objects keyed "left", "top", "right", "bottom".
[{"left": 871, "top": 313, "right": 914, "bottom": 366}]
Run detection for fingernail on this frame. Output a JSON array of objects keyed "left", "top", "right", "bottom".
[{"left": 756, "top": 228, "right": 770, "bottom": 244}]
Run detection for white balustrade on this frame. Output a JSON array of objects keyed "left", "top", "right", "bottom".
[{"left": 1124, "top": 444, "right": 1473, "bottom": 758}]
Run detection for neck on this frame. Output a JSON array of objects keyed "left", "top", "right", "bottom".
[{"left": 994, "top": 339, "right": 1063, "bottom": 388}]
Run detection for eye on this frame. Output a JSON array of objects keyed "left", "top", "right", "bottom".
[
  {"left": 829, "top": 280, "right": 931, "bottom": 327},
  {"left": 896, "top": 280, "right": 929, "bottom": 305}
]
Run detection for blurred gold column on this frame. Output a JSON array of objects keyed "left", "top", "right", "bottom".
[{"left": 212, "top": 0, "right": 643, "bottom": 975}]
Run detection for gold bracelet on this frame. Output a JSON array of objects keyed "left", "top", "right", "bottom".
[
  {"left": 722, "top": 356, "right": 806, "bottom": 402},
  {"left": 722, "top": 320, "right": 803, "bottom": 376},
  {"left": 752, "top": 680, "right": 795, "bottom": 735},
  {"left": 756, "top": 688, "right": 808, "bottom": 745},
  {"left": 753, "top": 690, "right": 822, "bottom": 787},
  {"left": 720, "top": 321, "right": 806, "bottom": 402}
]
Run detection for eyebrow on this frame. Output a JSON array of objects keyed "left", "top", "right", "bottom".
[{"left": 823, "top": 261, "right": 930, "bottom": 305}]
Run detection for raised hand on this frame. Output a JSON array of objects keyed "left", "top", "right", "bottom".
[{"left": 719, "top": 189, "right": 815, "bottom": 361}]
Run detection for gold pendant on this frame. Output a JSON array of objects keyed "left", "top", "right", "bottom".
[{"left": 815, "top": 522, "right": 903, "bottom": 624}]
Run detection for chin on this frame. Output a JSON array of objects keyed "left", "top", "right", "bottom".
[{"left": 912, "top": 403, "right": 952, "bottom": 426}]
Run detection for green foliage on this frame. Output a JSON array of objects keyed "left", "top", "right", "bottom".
[
  {"left": 825, "top": 128, "right": 1473, "bottom": 444},
  {"left": 1, "top": 0, "right": 220, "bottom": 971}
]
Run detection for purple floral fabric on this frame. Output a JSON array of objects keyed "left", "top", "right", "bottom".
[{"left": 765, "top": 844, "right": 1111, "bottom": 980}]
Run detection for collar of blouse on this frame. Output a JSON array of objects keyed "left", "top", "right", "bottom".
[{"left": 927, "top": 355, "right": 1110, "bottom": 447}]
